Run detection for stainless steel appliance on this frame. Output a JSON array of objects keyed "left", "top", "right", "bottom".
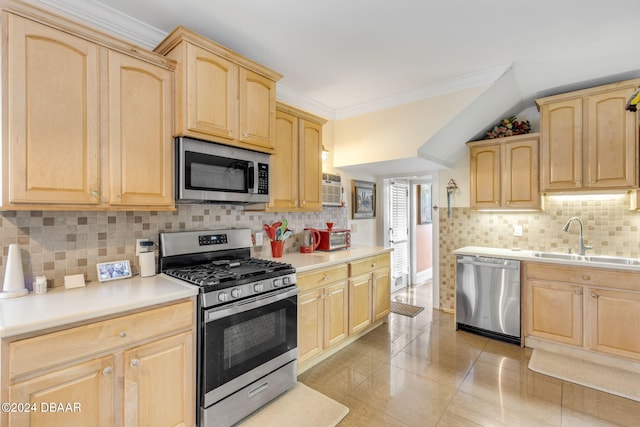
[
  {"left": 175, "top": 136, "right": 270, "bottom": 204},
  {"left": 159, "top": 229, "right": 298, "bottom": 427},
  {"left": 317, "top": 229, "right": 351, "bottom": 251},
  {"left": 455, "top": 255, "right": 521, "bottom": 344}
]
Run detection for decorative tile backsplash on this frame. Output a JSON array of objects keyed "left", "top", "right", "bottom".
[
  {"left": 0, "top": 205, "right": 347, "bottom": 289},
  {"left": 438, "top": 194, "right": 640, "bottom": 311}
]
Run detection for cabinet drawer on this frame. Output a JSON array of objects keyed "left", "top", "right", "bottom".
[
  {"left": 349, "top": 254, "right": 390, "bottom": 277},
  {"left": 298, "top": 265, "right": 348, "bottom": 292},
  {"left": 525, "top": 262, "right": 640, "bottom": 291},
  {"left": 9, "top": 300, "right": 194, "bottom": 378}
]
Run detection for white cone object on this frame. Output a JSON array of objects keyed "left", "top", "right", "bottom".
[{"left": 0, "top": 244, "right": 28, "bottom": 298}]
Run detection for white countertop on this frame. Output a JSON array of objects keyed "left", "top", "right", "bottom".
[
  {"left": 0, "top": 274, "right": 198, "bottom": 338},
  {"left": 264, "top": 245, "right": 393, "bottom": 273},
  {"left": 453, "top": 246, "right": 640, "bottom": 272},
  {"left": 0, "top": 246, "right": 390, "bottom": 338}
]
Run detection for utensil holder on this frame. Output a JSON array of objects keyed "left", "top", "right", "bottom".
[{"left": 270, "top": 240, "right": 284, "bottom": 258}]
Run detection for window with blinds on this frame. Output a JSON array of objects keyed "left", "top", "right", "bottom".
[{"left": 390, "top": 182, "right": 409, "bottom": 287}]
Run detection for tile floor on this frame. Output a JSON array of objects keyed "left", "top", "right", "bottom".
[{"left": 298, "top": 282, "right": 640, "bottom": 426}]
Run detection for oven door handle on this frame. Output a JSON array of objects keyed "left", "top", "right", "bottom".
[{"left": 205, "top": 286, "right": 299, "bottom": 322}]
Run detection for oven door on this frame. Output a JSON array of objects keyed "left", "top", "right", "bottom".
[
  {"left": 177, "top": 136, "right": 270, "bottom": 203},
  {"left": 201, "top": 286, "right": 298, "bottom": 407}
]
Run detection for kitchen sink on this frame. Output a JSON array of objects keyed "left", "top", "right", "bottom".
[
  {"left": 531, "top": 251, "right": 640, "bottom": 266},
  {"left": 532, "top": 252, "right": 583, "bottom": 261},
  {"left": 583, "top": 255, "right": 640, "bottom": 266}
]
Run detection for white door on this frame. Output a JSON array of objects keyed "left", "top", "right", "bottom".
[{"left": 389, "top": 181, "right": 409, "bottom": 291}]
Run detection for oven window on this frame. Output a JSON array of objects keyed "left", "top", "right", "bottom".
[
  {"left": 203, "top": 294, "right": 297, "bottom": 396},
  {"left": 223, "top": 308, "right": 286, "bottom": 369},
  {"left": 185, "top": 151, "right": 248, "bottom": 192}
]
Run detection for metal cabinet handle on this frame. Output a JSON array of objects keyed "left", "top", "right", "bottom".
[
  {"left": 575, "top": 290, "right": 582, "bottom": 295},
  {"left": 591, "top": 293, "right": 598, "bottom": 298},
  {"left": 130, "top": 358, "right": 140, "bottom": 367},
  {"left": 119, "top": 331, "right": 127, "bottom": 338},
  {"left": 103, "top": 367, "right": 113, "bottom": 376},
  {"left": 582, "top": 275, "right": 590, "bottom": 281}
]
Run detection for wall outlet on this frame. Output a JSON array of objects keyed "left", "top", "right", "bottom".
[
  {"left": 136, "top": 238, "right": 151, "bottom": 255},
  {"left": 513, "top": 225, "right": 523, "bottom": 237},
  {"left": 254, "top": 231, "right": 264, "bottom": 246}
]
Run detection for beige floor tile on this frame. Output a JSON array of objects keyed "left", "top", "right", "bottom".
[
  {"left": 435, "top": 411, "right": 484, "bottom": 427},
  {"left": 348, "top": 363, "right": 457, "bottom": 426},
  {"left": 390, "top": 350, "right": 471, "bottom": 388},
  {"left": 562, "top": 382, "right": 640, "bottom": 427},
  {"left": 447, "top": 391, "right": 558, "bottom": 427},
  {"left": 561, "top": 408, "right": 621, "bottom": 427},
  {"left": 459, "top": 359, "right": 563, "bottom": 425}
]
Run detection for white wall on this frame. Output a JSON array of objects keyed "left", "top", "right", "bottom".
[{"left": 332, "top": 86, "right": 489, "bottom": 168}]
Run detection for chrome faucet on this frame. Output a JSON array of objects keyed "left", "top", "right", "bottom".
[{"left": 562, "top": 217, "right": 593, "bottom": 255}]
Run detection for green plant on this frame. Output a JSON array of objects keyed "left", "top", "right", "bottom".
[{"left": 485, "top": 116, "right": 531, "bottom": 139}]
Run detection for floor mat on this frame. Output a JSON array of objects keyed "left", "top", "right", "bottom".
[
  {"left": 390, "top": 301, "right": 424, "bottom": 317},
  {"left": 238, "top": 382, "right": 349, "bottom": 427},
  {"left": 528, "top": 348, "right": 640, "bottom": 402}
]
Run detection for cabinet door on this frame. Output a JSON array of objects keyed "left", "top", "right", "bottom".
[
  {"left": 6, "top": 14, "right": 100, "bottom": 205},
  {"left": 123, "top": 332, "right": 194, "bottom": 427},
  {"left": 298, "top": 119, "right": 323, "bottom": 211},
  {"left": 239, "top": 68, "right": 276, "bottom": 150},
  {"left": 469, "top": 144, "right": 501, "bottom": 209},
  {"left": 298, "top": 288, "right": 324, "bottom": 364},
  {"left": 108, "top": 51, "right": 174, "bottom": 207},
  {"left": 9, "top": 356, "right": 114, "bottom": 426},
  {"left": 586, "top": 87, "right": 638, "bottom": 189},
  {"left": 372, "top": 268, "right": 391, "bottom": 322},
  {"left": 324, "top": 280, "right": 349, "bottom": 348},
  {"left": 526, "top": 280, "right": 583, "bottom": 346},
  {"left": 349, "top": 274, "right": 372, "bottom": 334},
  {"left": 539, "top": 98, "right": 583, "bottom": 191},
  {"left": 269, "top": 110, "right": 299, "bottom": 210},
  {"left": 185, "top": 43, "right": 238, "bottom": 140},
  {"left": 589, "top": 288, "right": 640, "bottom": 360},
  {"left": 502, "top": 137, "right": 540, "bottom": 209}
]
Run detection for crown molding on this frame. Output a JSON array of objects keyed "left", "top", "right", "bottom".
[{"left": 33, "top": 0, "right": 167, "bottom": 49}]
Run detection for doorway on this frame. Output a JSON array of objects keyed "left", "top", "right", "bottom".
[
  {"left": 389, "top": 180, "right": 409, "bottom": 292},
  {"left": 383, "top": 175, "right": 437, "bottom": 307}
]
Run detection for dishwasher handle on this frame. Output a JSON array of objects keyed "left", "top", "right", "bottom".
[{"left": 457, "top": 256, "right": 520, "bottom": 270}]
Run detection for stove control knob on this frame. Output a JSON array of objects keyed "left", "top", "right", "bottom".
[
  {"left": 274, "top": 278, "right": 283, "bottom": 288},
  {"left": 218, "top": 292, "right": 229, "bottom": 302},
  {"left": 253, "top": 283, "right": 264, "bottom": 293},
  {"left": 231, "top": 288, "right": 242, "bottom": 298}
]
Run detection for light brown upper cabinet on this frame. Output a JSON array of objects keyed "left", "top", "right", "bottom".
[
  {"left": 2, "top": 6, "right": 175, "bottom": 210},
  {"left": 467, "top": 133, "right": 540, "bottom": 210},
  {"left": 247, "top": 103, "right": 326, "bottom": 212},
  {"left": 536, "top": 79, "right": 639, "bottom": 192},
  {"left": 155, "top": 27, "right": 282, "bottom": 153}
]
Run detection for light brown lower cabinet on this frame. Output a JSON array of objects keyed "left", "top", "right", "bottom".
[
  {"left": 525, "top": 279, "right": 583, "bottom": 347},
  {"left": 297, "top": 252, "right": 392, "bottom": 369},
  {"left": 524, "top": 262, "right": 640, "bottom": 361},
  {"left": 349, "top": 254, "right": 391, "bottom": 334},
  {"left": 297, "top": 265, "right": 349, "bottom": 365},
  {"left": 589, "top": 288, "right": 640, "bottom": 359},
  {"left": 2, "top": 300, "right": 195, "bottom": 426}
]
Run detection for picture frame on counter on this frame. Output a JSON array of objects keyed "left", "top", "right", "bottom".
[
  {"left": 352, "top": 180, "right": 376, "bottom": 219},
  {"left": 417, "top": 184, "right": 432, "bottom": 224},
  {"left": 97, "top": 260, "right": 132, "bottom": 282}
]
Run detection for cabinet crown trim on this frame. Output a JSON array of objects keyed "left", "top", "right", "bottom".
[{"left": 154, "top": 25, "right": 282, "bottom": 81}]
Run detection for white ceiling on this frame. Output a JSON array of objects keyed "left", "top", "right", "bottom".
[{"left": 35, "top": 0, "right": 640, "bottom": 174}]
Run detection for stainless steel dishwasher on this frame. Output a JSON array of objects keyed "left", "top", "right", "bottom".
[{"left": 455, "top": 255, "right": 521, "bottom": 344}]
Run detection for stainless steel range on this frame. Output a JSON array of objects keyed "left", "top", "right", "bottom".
[{"left": 159, "top": 229, "right": 298, "bottom": 427}]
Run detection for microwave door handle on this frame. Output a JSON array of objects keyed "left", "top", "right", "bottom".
[{"left": 247, "top": 162, "right": 257, "bottom": 193}]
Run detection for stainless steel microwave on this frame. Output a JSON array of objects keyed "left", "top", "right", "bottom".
[{"left": 176, "top": 137, "right": 270, "bottom": 204}]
